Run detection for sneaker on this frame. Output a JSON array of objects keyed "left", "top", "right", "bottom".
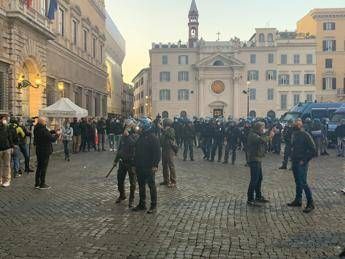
[
  {"left": 190, "top": 158, "right": 194, "bottom": 161},
  {"left": 303, "top": 203, "right": 315, "bottom": 213},
  {"left": 256, "top": 197, "right": 270, "bottom": 203},
  {"left": 341, "top": 188, "right": 345, "bottom": 194},
  {"left": 223, "top": 161, "right": 228, "bottom": 164},
  {"left": 247, "top": 201, "right": 261, "bottom": 207},
  {"left": 39, "top": 184, "right": 51, "bottom": 190},
  {"left": 2, "top": 181, "right": 10, "bottom": 188},
  {"left": 279, "top": 165, "right": 287, "bottom": 170},
  {"left": 147, "top": 206, "right": 156, "bottom": 214},
  {"left": 287, "top": 200, "right": 302, "bottom": 207},
  {"left": 132, "top": 205, "right": 147, "bottom": 212},
  {"left": 35, "top": 185, "right": 40, "bottom": 189},
  {"left": 159, "top": 182, "right": 168, "bottom": 186},
  {"left": 116, "top": 197, "right": 126, "bottom": 203}
]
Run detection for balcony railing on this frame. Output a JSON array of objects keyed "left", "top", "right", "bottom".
[
  {"left": 6, "top": 0, "right": 55, "bottom": 40},
  {"left": 337, "top": 88, "right": 345, "bottom": 97}
]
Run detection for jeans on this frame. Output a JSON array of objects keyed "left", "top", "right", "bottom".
[
  {"left": 224, "top": 143, "right": 237, "bottom": 164},
  {"left": 136, "top": 167, "right": 157, "bottom": 208},
  {"left": 97, "top": 133, "right": 105, "bottom": 151},
  {"left": 162, "top": 149, "right": 176, "bottom": 184},
  {"left": 0, "top": 149, "right": 11, "bottom": 183},
  {"left": 108, "top": 134, "right": 115, "bottom": 150},
  {"left": 183, "top": 138, "right": 194, "bottom": 160},
  {"left": 35, "top": 155, "right": 50, "bottom": 187},
  {"left": 117, "top": 162, "right": 137, "bottom": 202},
  {"left": 115, "top": 134, "right": 121, "bottom": 150},
  {"left": 63, "top": 140, "right": 70, "bottom": 159},
  {"left": 11, "top": 145, "right": 20, "bottom": 175},
  {"left": 291, "top": 161, "right": 313, "bottom": 204},
  {"left": 247, "top": 161, "right": 263, "bottom": 201},
  {"left": 202, "top": 137, "right": 212, "bottom": 159},
  {"left": 19, "top": 143, "right": 30, "bottom": 172},
  {"left": 211, "top": 140, "right": 223, "bottom": 161},
  {"left": 282, "top": 143, "right": 291, "bottom": 167}
]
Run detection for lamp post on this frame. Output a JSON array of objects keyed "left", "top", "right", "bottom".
[
  {"left": 242, "top": 81, "right": 251, "bottom": 118},
  {"left": 57, "top": 82, "right": 64, "bottom": 98}
]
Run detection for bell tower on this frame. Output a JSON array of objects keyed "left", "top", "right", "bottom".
[{"left": 188, "top": 0, "right": 199, "bottom": 48}]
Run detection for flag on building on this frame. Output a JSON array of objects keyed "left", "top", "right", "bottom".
[
  {"left": 25, "top": 0, "right": 33, "bottom": 8},
  {"left": 46, "top": 0, "right": 58, "bottom": 20}
]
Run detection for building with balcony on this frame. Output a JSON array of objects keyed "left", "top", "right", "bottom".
[
  {"left": 298, "top": 9, "right": 345, "bottom": 102},
  {"left": 132, "top": 68, "right": 152, "bottom": 118},
  {"left": 105, "top": 11, "right": 125, "bottom": 116},
  {"left": 0, "top": 0, "right": 109, "bottom": 118}
]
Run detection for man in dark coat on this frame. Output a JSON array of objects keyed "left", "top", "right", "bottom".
[{"left": 33, "top": 117, "right": 58, "bottom": 189}]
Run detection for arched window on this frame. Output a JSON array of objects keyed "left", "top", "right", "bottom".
[
  {"left": 249, "top": 110, "right": 257, "bottom": 118},
  {"left": 267, "top": 33, "right": 274, "bottom": 42},
  {"left": 213, "top": 60, "right": 224, "bottom": 66},
  {"left": 259, "top": 33, "right": 265, "bottom": 42}
]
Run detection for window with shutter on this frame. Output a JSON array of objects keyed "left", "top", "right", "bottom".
[{"left": 332, "top": 78, "right": 337, "bottom": 89}]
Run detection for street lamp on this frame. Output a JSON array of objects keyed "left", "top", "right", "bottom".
[
  {"left": 242, "top": 81, "right": 251, "bottom": 117},
  {"left": 57, "top": 82, "right": 64, "bottom": 98}
]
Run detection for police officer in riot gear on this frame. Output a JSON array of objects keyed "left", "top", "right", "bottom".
[{"left": 223, "top": 120, "right": 241, "bottom": 165}]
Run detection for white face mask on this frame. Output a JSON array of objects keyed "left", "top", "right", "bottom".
[{"left": 2, "top": 120, "right": 7, "bottom": 125}]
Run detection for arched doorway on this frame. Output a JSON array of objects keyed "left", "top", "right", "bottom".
[
  {"left": 249, "top": 110, "right": 256, "bottom": 118},
  {"left": 19, "top": 58, "right": 43, "bottom": 118},
  {"left": 267, "top": 110, "right": 276, "bottom": 119}
]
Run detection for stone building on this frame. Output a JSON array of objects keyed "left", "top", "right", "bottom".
[
  {"left": 0, "top": 0, "right": 109, "bottom": 118},
  {"left": 132, "top": 68, "right": 152, "bottom": 118},
  {"left": 143, "top": 0, "right": 317, "bottom": 119},
  {"left": 298, "top": 9, "right": 345, "bottom": 102},
  {"left": 105, "top": 11, "right": 125, "bottom": 116},
  {"left": 121, "top": 83, "right": 133, "bottom": 117}
]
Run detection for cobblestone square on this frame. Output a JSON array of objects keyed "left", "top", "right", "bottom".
[{"left": 0, "top": 149, "right": 344, "bottom": 258}]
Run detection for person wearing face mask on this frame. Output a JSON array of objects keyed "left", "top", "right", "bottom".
[
  {"left": 246, "top": 121, "right": 270, "bottom": 207},
  {"left": 33, "top": 117, "right": 59, "bottom": 190},
  {"left": 113, "top": 119, "right": 139, "bottom": 208},
  {"left": 62, "top": 121, "right": 73, "bottom": 161},
  {"left": 287, "top": 118, "right": 317, "bottom": 213},
  {"left": 0, "top": 115, "right": 14, "bottom": 188}
]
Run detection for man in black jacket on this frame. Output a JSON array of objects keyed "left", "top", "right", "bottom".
[
  {"left": 133, "top": 117, "right": 161, "bottom": 214},
  {"left": 0, "top": 114, "right": 14, "bottom": 187},
  {"left": 34, "top": 117, "right": 58, "bottom": 190},
  {"left": 114, "top": 119, "right": 138, "bottom": 208},
  {"left": 279, "top": 119, "right": 293, "bottom": 170},
  {"left": 287, "top": 118, "right": 317, "bottom": 213}
]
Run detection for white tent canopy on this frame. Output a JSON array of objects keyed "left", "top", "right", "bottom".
[{"left": 39, "top": 98, "right": 88, "bottom": 118}]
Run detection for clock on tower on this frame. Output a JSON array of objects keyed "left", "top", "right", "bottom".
[{"left": 188, "top": 0, "right": 199, "bottom": 48}]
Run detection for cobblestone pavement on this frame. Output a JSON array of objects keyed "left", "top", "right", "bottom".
[{"left": 0, "top": 148, "right": 344, "bottom": 259}]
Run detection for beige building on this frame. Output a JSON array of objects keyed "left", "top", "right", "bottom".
[
  {"left": 132, "top": 68, "right": 152, "bottom": 118},
  {"left": 121, "top": 83, "right": 133, "bottom": 117},
  {"left": 143, "top": 0, "right": 317, "bottom": 119},
  {"left": 105, "top": 11, "right": 125, "bottom": 115},
  {"left": 0, "top": 0, "right": 108, "bottom": 118},
  {"left": 297, "top": 9, "right": 345, "bottom": 102}
]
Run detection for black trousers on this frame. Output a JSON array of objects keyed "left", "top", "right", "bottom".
[
  {"left": 35, "top": 155, "right": 50, "bottom": 187},
  {"left": 224, "top": 143, "right": 237, "bottom": 164},
  {"left": 282, "top": 143, "right": 291, "bottom": 167},
  {"left": 117, "top": 162, "right": 137, "bottom": 202},
  {"left": 183, "top": 138, "right": 194, "bottom": 160},
  {"left": 247, "top": 161, "right": 263, "bottom": 202},
  {"left": 211, "top": 141, "right": 223, "bottom": 161},
  {"left": 136, "top": 168, "right": 157, "bottom": 208}
]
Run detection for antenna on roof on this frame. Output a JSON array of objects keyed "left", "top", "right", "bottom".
[{"left": 265, "top": 20, "right": 271, "bottom": 28}]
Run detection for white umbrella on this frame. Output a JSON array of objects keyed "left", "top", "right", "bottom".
[{"left": 39, "top": 98, "right": 88, "bottom": 119}]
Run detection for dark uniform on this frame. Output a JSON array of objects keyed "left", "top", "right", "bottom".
[
  {"left": 160, "top": 126, "right": 177, "bottom": 186},
  {"left": 183, "top": 122, "right": 195, "bottom": 161},
  {"left": 114, "top": 131, "right": 138, "bottom": 207},
  {"left": 280, "top": 123, "right": 293, "bottom": 169},
  {"left": 224, "top": 123, "right": 241, "bottom": 164}
]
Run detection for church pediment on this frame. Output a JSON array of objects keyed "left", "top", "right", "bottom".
[{"left": 195, "top": 53, "right": 245, "bottom": 68}]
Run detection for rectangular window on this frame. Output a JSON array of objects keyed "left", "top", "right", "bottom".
[
  {"left": 293, "top": 94, "right": 300, "bottom": 106},
  {"left": 267, "top": 88, "right": 274, "bottom": 100},
  {"left": 72, "top": 19, "right": 78, "bottom": 45},
  {"left": 280, "top": 94, "right": 287, "bottom": 110},
  {"left": 306, "top": 94, "right": 313, "bottom": 102},
  {"left": 178, "top": 89, "right": 189, "bottom": 101},
  {"left": 83, "top": 29, "right": 88, "bottom": 51},
  {"left": 162, "top": 55, "right": 168, "bottom": 65},
  {"left": 159, "top": 89, "right": 171, "bottom": 101},
  {"left": 249, "top": 88, "right": 256, "bottom": 100},
  {"left": 40, "top": 0, "right": 46, "bottom": 16},
  {"left": 58, "top": 8, "right": 65, "bottom": 36},
  {"left": 92, "top": 37, "right": 96, "bottom": 58},
  {"left": 247, "top": 70, "right": 259, "bottom": 81},
  {"left": 266, "top": 70, "right": 277, "bottom": 81},
  {"left": 160, "top": 72, "right": 170, "bottom": 82},
  {"left": 323, "top": 22, "right": 336, "bottom": 31},
  {"left": 323, "top": 40, "right": 336, "bottom": 52},
  {"left": 178, "top": 55, "right": 189, "bottom": 65},
  {"left": 293, "top": 54, "right": 300, "bottom": 64},
  {"left": 304, "top": 74, "right": 315, "bottom": 85},
  {"left": 178, "top": 71, "right": 189, "bottom": 81},
  {"left": 250, "top": 54, "right": 256, "bottom": 64},
  {"left": 325, "top": 58, "right": 332, "bottom": 69},
  {"left": 293, "top": 74, "right": 300, "bottom": 85},
  {"left": 306, "top": 54, "right": 313, "bottom": 64},
  {"left": 268, "top": 53, "right": 274, "bottom": 64},
  {"left": 278, "top": 74, "right": 289, "bottom": 85},
  {"left": 281, "top": 54, "right": 287, "bottom": 64},
  {"left": 322, "top": 77, "right": 336, "bottom": 90}
]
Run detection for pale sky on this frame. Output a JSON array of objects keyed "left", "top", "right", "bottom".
[{"left": 105, "top": 0, "right": 345, "bottom": 83}]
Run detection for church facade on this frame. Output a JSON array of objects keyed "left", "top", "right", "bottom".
[{"left": 135, "top": 0, "right": 316, "bottom": 119}]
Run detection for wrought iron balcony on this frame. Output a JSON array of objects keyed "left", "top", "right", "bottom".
[{"left": 5, "top": 0, "right": 55, "bottom": 40}]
